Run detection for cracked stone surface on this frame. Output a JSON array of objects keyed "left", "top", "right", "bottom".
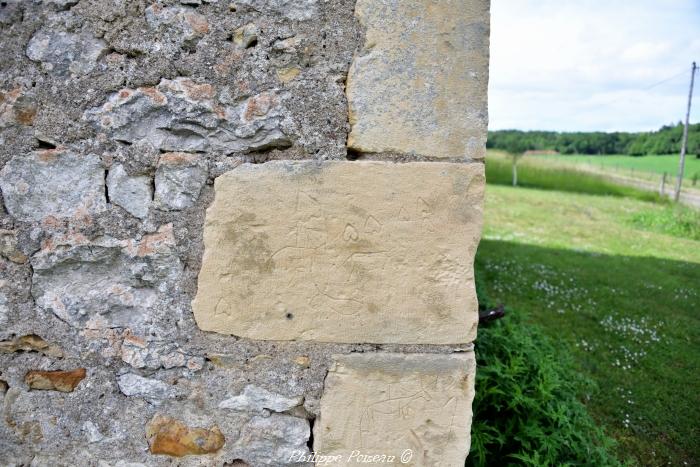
[
  {"left": 26, "top": 29, "right": 107, "bottom": 76},
  {"left": 106, "top": 164, "right": 152, "bottom": 219},
  {"left": 193, "top": 161, "right": 484, "bottom": 344},
  {"left": 86, "top": 78, "right": 292, "bottom": 154},
  {"left": 314, "top": 352, "right": 476, "bottom": 466},
  {"left": 154, "top": 153, "right": 207, "bottom": 211},
  {"left": 219, "top": 384, "right": 303, "bottom": 413},
  {"left": 31, "top": 225, "right": 182, "bottom": 329},
  {"left": 0, "top": 150, "right": 106, "bottom": 222}
]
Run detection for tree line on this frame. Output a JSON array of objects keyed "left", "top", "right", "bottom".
[{"left": 487, "top": 122, "right": 700, "bottom": 156}]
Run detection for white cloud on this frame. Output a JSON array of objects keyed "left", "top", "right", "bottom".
[{"left": 489, "top": 0, "right": 700, "bottom": 131}]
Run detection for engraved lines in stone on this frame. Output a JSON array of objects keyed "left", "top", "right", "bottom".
[{"left": 356, "top": 374, "right": 462, "bottom": 449}]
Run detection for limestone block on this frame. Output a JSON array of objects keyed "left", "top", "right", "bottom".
[
  {"left": 314, "top": 353, "right": 476, "bottom": 466},
  {"left": 346, "top": 0, "right": 490, "bottom": 160},
  {"left": 192, "top": 161, "right": 483, "bottom": 344}
]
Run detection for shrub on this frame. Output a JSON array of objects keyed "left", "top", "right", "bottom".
[
  {"left": 629, "top": 205, "right": 700, "bottom": 241},
  {"left": 468, "top": 280, "right": 620, "bottom": 466}
]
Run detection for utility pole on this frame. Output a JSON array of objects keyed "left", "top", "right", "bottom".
[{"left": 674, "top": 61, "right": 697, "bottom": 202}]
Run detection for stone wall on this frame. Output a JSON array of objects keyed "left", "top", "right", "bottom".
[{"left": 0, "top": 0, "right": 489, "bottom": 465}]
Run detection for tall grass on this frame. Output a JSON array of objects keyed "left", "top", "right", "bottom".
[{"left": 486, "top": 157, "right": 662, "bottom": 203}]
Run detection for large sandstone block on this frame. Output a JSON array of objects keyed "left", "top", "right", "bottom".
[
  {"left": 314, "top": 353, "right": 476, "bottom": 466},
  {"left": 192, "top": 161, "right": 483, "bottom": 344},
  {"left": 347, "top": 0, "right": 490, "bottom": 160}
]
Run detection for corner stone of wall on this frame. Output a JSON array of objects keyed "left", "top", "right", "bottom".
[{"left": 0, "top": 0, "right": 488, "bottom": 465}]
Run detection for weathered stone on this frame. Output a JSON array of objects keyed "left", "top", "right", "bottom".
[
  {"left": 145, "top": 4, "right": 209, "bottom": 46},
  {"left": 192, "top": 161, "right": 483, "bottom": 344},
  {"left": 293, "top": 355, "right": 310, "bottom": 368},
  {"left": 0, "top": 334, "right": 63, "bottom": 357},
  {"left": 277, "top": 67, "right": 301, "bottom": 83},
  {"left": 26, "top": 29, "right": 107, "bottom": 76},
  {"left": 86, "top": 78, "right": 290, "bottom": 153},
  {"left": 45, "top": 0, "right": 80, "bottom": 7},
  {"left": 233, "top": 23, "right": 259, "bottom": 49},
  {"left": 0, "top": 0, "right": 23, "bottom": 25},
  {"left": 0, "top": 230, "right": 28, "bottom": 264},
  {"left": 145, "top": 414, "right": 225, "bottom": 457},
  {"left": 117, "top": 373, "right": 175, "bottom": 403},
  {"left": 25, "top": 368, "right": 86, "bottom": 392},
  {"left": 346, "top": 0, "right": 489, "bottom": 159},
  {"left": 236, "top": 0, "right": 318, "bottom": 21},
  {"left": 0, "top": 379, "right": 8, "bottom": 395},
  {"left": 0, "top": 292, "right": 8, "bottom": 327},
  {"left": 154, "top": 153, "right": 207, "bottom": 210},
  {"left": 120, "top": 334, "right": 203, "bottom": 371},
  {"left": 31, "top": 225, "right": 182, "bottom": 328},
  {"left": 106, "top": 164, "right": 152, "bottom": 219},
  {"left": 219, "top": 385, "right": 303, "bottom": 413},
  {"left": 0, "top": 88, "right": 37, "bottom": 128},
  {"left": 235, "top": 414, "right": 310, "bottom": 465},
  {"left": 314, "top": 353, "right": 476, "bottom": 466},
  {"left": 82, "top": 421, "right": 104, "bottom": 443},
  {"left": 0, "top": 151, "right": 106, "bottom": 223}
]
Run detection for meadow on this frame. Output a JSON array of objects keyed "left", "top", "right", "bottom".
[
  {"left": 472, "top": 155, "right": 700, "bottom": 465},
  {"left": 530, "top": 153, "right": 700, "bottom": 183}
]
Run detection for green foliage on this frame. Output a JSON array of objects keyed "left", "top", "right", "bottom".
[
  {"left": 485, "top": 157, "right": 662, "bottom": 202},
  {"left": 487, "top": 123, "right": 700, "bottom": 156},
  {"left": 629, "top": 205, "right": 700, "bottom": 240},
  {"left": 468, "top": 282, "right": 619, "bottom": 466}
]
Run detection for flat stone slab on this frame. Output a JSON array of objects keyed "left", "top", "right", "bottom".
[
  {"left": 192, "top": 161, "right": 483, "bottom": 344},
  {"left": 346, "top": 0, "right": 490, "bottom": 160},
  {"left": 314, "top": 353, "right": 476, "bottom": 466}
]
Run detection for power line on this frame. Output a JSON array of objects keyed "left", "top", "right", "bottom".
[{"left": 567, "top": 66, "right": 694, "bottom": 119}]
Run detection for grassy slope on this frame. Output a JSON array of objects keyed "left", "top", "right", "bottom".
[
  {"left": 476, "top": 185, "right": 700, "bottom": 466},
  {"left": 530, "top": 153, "right": 700, "bottom": 181}
]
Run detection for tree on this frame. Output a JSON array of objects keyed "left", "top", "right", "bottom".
[{"left": 502, "top": 139, "right": 530, "bottom": 187}]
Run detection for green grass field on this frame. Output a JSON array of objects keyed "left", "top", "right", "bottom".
[
  {"left": 530, "top": 153, "right": 700, "bottom": 182},
  {"left": 475, "top": 182, "right": 700, "bottom": 465}
]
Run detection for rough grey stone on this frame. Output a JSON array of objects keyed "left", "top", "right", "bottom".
[
  {"left": 26, "top": 29, "right": 107, "bottom": 76},
  {"left": 232, "top": 22, "right": 260, "bottom": 49},
  {"left": 116, "top": 373, "right": 176, "bottom": 403},
  {"left": 82, "top": 421, "right": 104, "bottom": 443},
  {"left": 154, "top": 153, "right": 207, "bottom": 210},
  {"left": 235, "top": 414, "right": 311, "bottom": 465},
  {"left": 0, "top": 87, "right": 37, "bottom": 128},
  {"left": 0, "top": 292, "right": 8, "bottom": 327},
  {"left": 0, "top": 0, "right": 24, "bottom": 25},
  {"left": 120, "top": 337, "right": 204, "bottom": 371},
  {"left": 106, "top": 164, "right": 152, "bottom": 219},
  {"left": 145, "top": 4, "right": 209, "bottom": 47},
  {"left": 0, "top": 230, "right": 27, "bottom": 264},
  {"left": 0, "top": 151, "right": 106, "bottom": 222},
  {"left": 219, "top": 385, "right": 303, "bottom": 413},
  {"left": 85, "top": 78, "right": 291, "bottom": 153},
  {"left": 30, "top": 225, "right": 182, "bottom": 329},
  {"left": 237, "top": 0, "right": 319, "bottom": 21}
]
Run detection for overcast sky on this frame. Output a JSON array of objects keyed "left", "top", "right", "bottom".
[{"left": 489, "top": 0, "right": 700, "bottom": 132}]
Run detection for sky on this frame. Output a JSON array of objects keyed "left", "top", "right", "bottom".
[{"left": 489, "top": 0, "right": 700, "bottom": 132}]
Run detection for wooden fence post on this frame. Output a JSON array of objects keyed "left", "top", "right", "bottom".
[{"left": 660, "top": 172, "right": 667, "bottom": 196}]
